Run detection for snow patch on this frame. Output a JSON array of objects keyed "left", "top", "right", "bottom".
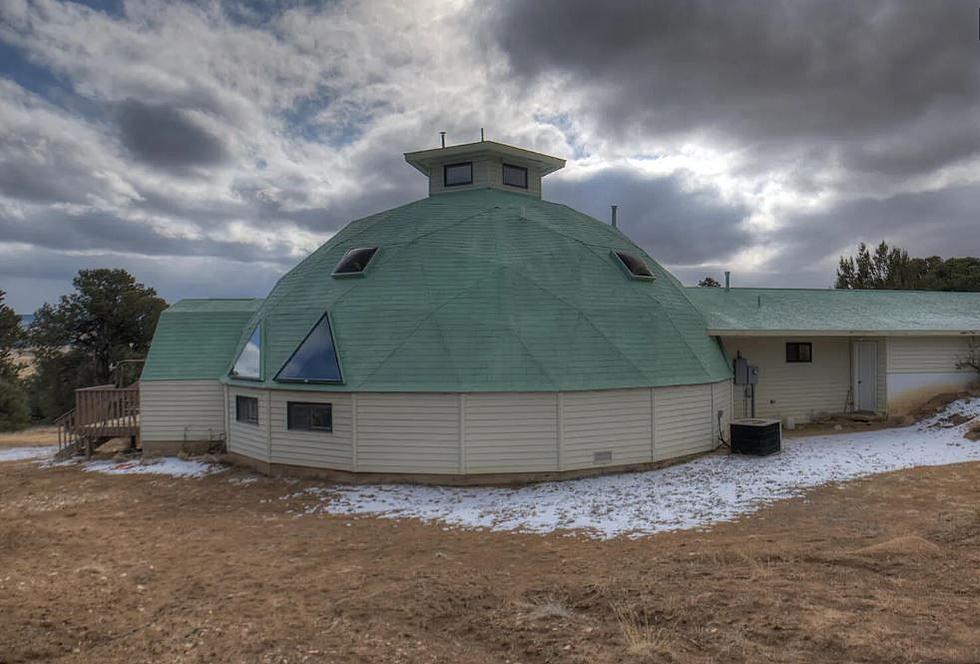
[
  {"left": 291, "top": 398, "right": 980, "bottom": 539},
  {"left": 0, "top": 446, "right": 57, "bottom": 462},
  {"left": 82, "top": 457, "right": 226, "bottom": 478}
]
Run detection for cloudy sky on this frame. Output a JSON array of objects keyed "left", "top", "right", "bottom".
[{"left": 1, "top": 0, "right": 978, "bottom": 312}]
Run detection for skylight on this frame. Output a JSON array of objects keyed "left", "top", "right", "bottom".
[
  {"left": 613, "top": 251, "right": 655, "bottom": 280},
  {"left": 275, "top": 313, "right": 343, "bottom": 383},
  {"left": 230, "top": 325, "right": 262, "bottom": 379},
  {"left": 333, "top": 246, "right": 378, "bottom": 277}
]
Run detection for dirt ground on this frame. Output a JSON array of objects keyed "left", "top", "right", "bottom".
[{"left": 1, "top": 450, "right": 979, "bottom": 663}]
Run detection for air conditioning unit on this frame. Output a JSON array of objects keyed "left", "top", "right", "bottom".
[{"left": 730, "top": 418, "right": 782, "bottom": 456}]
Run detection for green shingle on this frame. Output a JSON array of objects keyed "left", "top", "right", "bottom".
[
  {"left": 142, "top": 298, "right": 264, "bottom": 381},
  {"left": 224, "top": 188, "right": 731, "bottom": 392},
  {"left": 685, "top": 287, "right": 980, "bottom": 333}
]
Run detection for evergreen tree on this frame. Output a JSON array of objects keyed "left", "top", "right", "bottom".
[
  {"left": 28, "top": 269, "right": 166, "bottom": 419},
  {"left": 0, "top": 291, "right": 29, "bottom": 431},
  {"left": 835, "top": 242, "right": 980, "bottom": 292}
]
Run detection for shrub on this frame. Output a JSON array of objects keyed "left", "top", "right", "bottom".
[{"left": 0, "top": 378, "right": 30, "bottom": 432}]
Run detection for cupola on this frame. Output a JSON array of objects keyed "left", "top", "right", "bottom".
[{"left": 404, "top": 139, "right": 565, "bottom": 199}]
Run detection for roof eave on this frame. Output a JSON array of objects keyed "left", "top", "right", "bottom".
[
  {"left": 404, "top": 140, "right": 566, "bottom": 176},
  {"left": 707, "top": 329, "right": 980, "bottom": 337}
]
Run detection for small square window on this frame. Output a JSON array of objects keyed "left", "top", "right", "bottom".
[
  {"left": 786, "top": 342, "right": 812, "bottom": 363},
  {"left": 444, "top": 162, "right": 473, "bottom": 187},
  {"left": 502, "top": 163, "right": 528, "bottom": 189},
  {"left": 235, "top": 395, "right": 259, "bottom": 425},
  {"left": 287, "top": 402, "right": 333, "bottom": 432}
]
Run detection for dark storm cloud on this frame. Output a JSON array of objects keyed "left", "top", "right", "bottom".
[
  {"left": 0, "top": 246, "right": 285, "bottom": 312},
  {"left": 488, "top": 0, "right": 980, "bottom": 174},
  {"left": 0, "top": 209, "right": 297, "bottom": 265},
  {"left": 0, "top": 158, "right": 92, "bottom": 204},
  {"left": 548, "top": 169, "right": 751, "bottom": 265},
  {"left": 0, "top": 128, "right": 112, "bottom": 205},
  {"left": 115, "top": 98, "right": 229, "bottom": 172},
  {"left": 771, "top": 183, "right": 980, "bottom": 270}
]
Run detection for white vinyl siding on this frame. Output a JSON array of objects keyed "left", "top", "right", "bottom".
[
  {"left": 562, "top": 389, "right": 652, "bottom": 470},
  {"left": 885, "top": 336, "right": 977, "bottom": 414},
  {"left": 463, "top": 393, "right": 558, "bottom": 473},
  {"left": 711, "top": 380, "right": 732, "bottom": 442},
  {"left": 227, "top": 387, "right": 270, "bottom": 462},
  {"left": 722, "top": 337, "right": 853, "bottom": 421},
  {"left": 220, "top": 381, "right": 732, "bottom": 474},
  {"left": 429, "top": 159, "right": 493, "bottom": 196},
  {"left": 886, "top": 336, "right": 975, "bottom": 373},
  {"left": 428, "top": 157, "right": 542, "bottom": 197},
  {"left": 654, "top": 384, "right": 714, "bottom": 460},
  {"left": 140, "top": 380, "right": 225, "bottom": 443},
  {"left": 355, "top": 393, "right": 460, "bottom": 473},
  {"left": 269, "top": 392, "right": 353, "bottom": 470}
]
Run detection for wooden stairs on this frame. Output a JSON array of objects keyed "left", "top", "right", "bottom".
[{"left": 55, "top": 384, "right": 140, "bottom": 461}]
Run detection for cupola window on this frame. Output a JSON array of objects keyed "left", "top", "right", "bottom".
[
  {"left": 230, "top": 324, "right": 262, "bottom": 379},
  {"left": 613, "top": 251, "right": 655, "bottom": 280},
  {"left": 444, "top": 162, "right": 473, "bottom": 187},
  {"left": 275, "top": 313, "right": 343, "bottom": 383},
  {"left": 502, "top": 163, "right": 528, "bottom": 189},
  {"left": 333, "top": 246, "right": 378, "bottom": 277}
]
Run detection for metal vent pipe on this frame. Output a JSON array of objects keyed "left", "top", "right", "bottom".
[{"left": 611, "top": 205, "right": 618, "bottom": 228}]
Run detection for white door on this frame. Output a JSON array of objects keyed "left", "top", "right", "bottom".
[{"left": 852, "top": 341, "right": 878, "bottom": 412}]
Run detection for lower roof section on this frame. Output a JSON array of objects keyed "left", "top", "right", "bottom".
[
  {"left": 686, "top": 287, "right": 980, "bottom": 335},
  {"left": 142, "top": 298, "right": 264, "bottom": 381}
]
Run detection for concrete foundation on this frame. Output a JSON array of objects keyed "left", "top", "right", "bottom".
[
  {"left": 221, "top": 449, "right": 716, "bottom": 487},
  {"left": 142, "top": 440, "right": 220, "bottom": 457}
]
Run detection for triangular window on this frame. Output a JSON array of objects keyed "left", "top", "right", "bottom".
[
  {"left": 231, "top": 325, "right": 262, "bottom": 380},
  {"left": 275, "top": 313, "right": 343, "bottom": 383}
]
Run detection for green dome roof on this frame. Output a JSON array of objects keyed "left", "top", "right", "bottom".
[{"left": 225, "top": 188, "right": 731, "bottom": 392}]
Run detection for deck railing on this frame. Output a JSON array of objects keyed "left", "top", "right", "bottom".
[
  {"left": 54, "top": 384, "right": 140, "bottom": 459},
  {"left": 74, "top": 384, "right": 140, "bottom": 439}
]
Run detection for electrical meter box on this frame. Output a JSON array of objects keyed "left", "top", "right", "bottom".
[
  {"left": 734, "top": 357, "right": 749, "bottom": 384},
  {"left": 747, "top": 365, "right": 759, "bottom": 385}
]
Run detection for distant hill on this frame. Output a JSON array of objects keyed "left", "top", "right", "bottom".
[{"left": 19, "top": 314, "right": 34, "bottom": 328}]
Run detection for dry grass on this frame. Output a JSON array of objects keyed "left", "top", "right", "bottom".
[
  {"left": 0, "top": 425, "right": 59, "bottom": 448},
  {"left": 517, "top": 595, "right": 574, "bottom": 622},
  {"left": 609, "top": 598, "right": 668, "bottom": 657},
  {"left": 2, "top": 458, "right": 980, "bottom": 662}
]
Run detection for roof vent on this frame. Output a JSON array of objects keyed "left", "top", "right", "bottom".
[
  {"left": 613, "top": 251, "right": 655, "bottom": 281},
  {"left": 333, "top": 247, "right": 379, "bottom": 277}
]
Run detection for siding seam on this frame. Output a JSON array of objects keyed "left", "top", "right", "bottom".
[{"left": 556, "top": 393, "right": 564, "bottom": 471}]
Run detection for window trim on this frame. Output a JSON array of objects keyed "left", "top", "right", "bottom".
[
  {"left": 230, "top": 323, "right": 263, "bottom": 381},
  {"left": 502, "top": 163, "right": 529, "bottom": 189},
  {"left": 786, "top": 342, "right": 813, "bottom": 363},
  {"left": 612, "top": 250, "right": 655, "bottom": 281},
  {"left": 274, "top": 312, "right": 345, "bottom": 385},
  {"left": 235, "top": 395, "right": 259, "bottom": 426},
  {"left": 332, "top": 246, "right": 379, "bottom": 278},
  {"left": 443, "top": 161, "right": 473, "bottom": 187},
  {"left": 286, "top": 401, "right": 333, "bottom": 433}
]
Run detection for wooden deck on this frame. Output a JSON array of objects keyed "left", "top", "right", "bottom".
[{"left": 56, "top": 384, "right": 140, "bottom": 459}]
